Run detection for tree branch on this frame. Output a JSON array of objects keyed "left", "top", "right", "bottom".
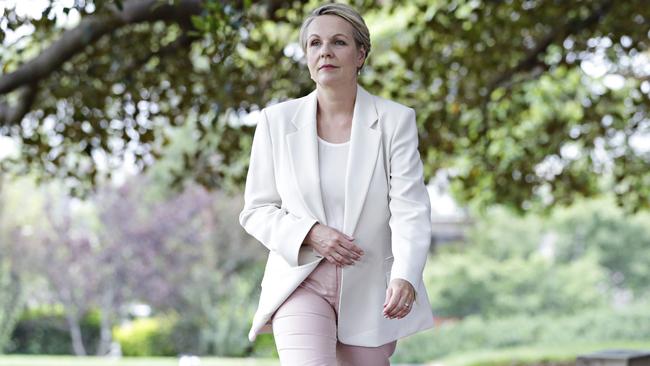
[
  {"left": 0, "top": 81, "right": 38, "bottom": 127},
  {"left": 0, "top": 0, "right": 203, "bottom": 125}
]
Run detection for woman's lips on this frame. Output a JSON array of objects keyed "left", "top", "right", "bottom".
[{"left": 320, "top": 65, "right": 338, "bottom": 70}]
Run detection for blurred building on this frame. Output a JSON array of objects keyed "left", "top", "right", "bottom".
[{"left": 426, "top": 171, "right": 473, "bottom": 251}]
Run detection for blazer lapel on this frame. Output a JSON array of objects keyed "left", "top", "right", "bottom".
[
  {"left": 287, "top": 84, "right": 380, "bottom": 236},
  {"left": 287, "top": 89, "right": 328, "bottom": 225},
  {"left": 343, "top": 85, "right": 380, "bottom": 236}
]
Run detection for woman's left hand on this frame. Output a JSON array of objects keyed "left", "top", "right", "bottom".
[{"left": 383, "top": 279, "right": 415, "bottom": 319}]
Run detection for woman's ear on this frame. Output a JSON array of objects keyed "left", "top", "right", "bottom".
[{"left": 358, "top": 46, "right": 367, "bottom": 66}]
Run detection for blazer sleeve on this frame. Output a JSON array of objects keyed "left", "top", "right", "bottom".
[
  {"left": 238, "top": 108, "right": 319, "bottom": 267},
  {"left": 387, "top": 107, "right": 433, "bottom": 299}
]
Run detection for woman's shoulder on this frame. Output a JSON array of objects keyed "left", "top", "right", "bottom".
[
  {"left": 255, "top": 94, "right": 310, "bottom": 137},
  {"left": 366, "top": 92, "right": 416, "bottom": 139},
  {"left": 261, "top": 93, "right": 309, "bottom": 118},
  {"left": 368, "top": 91, "right": 415, "bottom": 118}
]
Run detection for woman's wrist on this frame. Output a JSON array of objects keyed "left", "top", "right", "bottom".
[{"left": 303, "top": 222, "right": 320, "bottom": 247}]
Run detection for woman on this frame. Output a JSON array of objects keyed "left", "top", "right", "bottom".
[{"left": 239, "top": 3, "right": 434, "bottom": 365}]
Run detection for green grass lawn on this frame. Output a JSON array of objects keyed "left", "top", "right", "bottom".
[
  {"left": 428, "top": 341, "right": 650, "bottom": 366},
  {"left": 3, "top": 341, "right": 650, "bottom": 366},
  {"left": 0, "top": 355, "right": 280, "bottom": 366}
]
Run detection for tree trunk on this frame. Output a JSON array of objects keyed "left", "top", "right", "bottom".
[
  {"left": 65, "top": 311, "right": 87, "bottom": 356},
  {"left": 0, "top": 268, "right": 24, "bottom": 351},
  {"left": 96, "top": 286, "right": 115, "bottom": 356},
  {"left": 0, "top": 177, "right": 25, "bottom": 351}
]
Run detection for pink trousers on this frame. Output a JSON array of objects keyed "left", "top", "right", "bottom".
[{"left": 271, "top": 259, "right": 397, "bottom": 366}]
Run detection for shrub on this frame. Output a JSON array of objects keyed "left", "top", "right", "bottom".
[
  {"left": 250, "top": 333, "right": 278, "bottom": 358},
  {"left": 112, "top": 313, "right": 177, "bottom": 356},
  {"left": 424, "top": 250, "right": 607, "bottom": 318},
  {"left": 392, "top": 302, "right": 650, "bottom": 363},
  {"left": 6, "top": 305, "right": 100, "bottom": 355}
]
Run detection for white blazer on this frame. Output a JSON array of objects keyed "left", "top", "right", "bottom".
[{"left": 239, "top": 84, "right": 434, "bottom": 347}]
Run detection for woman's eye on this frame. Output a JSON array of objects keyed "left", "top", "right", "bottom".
[{"left": 309, "top": 40, "right": 345, "bottom": 46}]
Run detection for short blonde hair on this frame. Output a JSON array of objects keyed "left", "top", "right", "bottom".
[{"left": 299, "top": 3, "right": 371, "bottom": 73}]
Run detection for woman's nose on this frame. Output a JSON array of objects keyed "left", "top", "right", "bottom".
[{"left": 319, "top": 43, "right": 333, "bottom": 57}]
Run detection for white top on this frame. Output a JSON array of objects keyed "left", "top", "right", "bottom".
[{"left": 317, "top": 135, "right": 350, "bottom": 231}]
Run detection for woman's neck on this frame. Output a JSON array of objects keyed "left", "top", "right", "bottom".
[{"left": 316, "top": 82, "right": 357, "bottom": 121}]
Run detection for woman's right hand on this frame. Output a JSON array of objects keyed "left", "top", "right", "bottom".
[{"left": 304, "top": 223, "right": 364, "bottom": 266}]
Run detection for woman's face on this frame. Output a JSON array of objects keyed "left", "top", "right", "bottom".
[{"left": 305, "top": 14, "right": 366, "bottom": 88}]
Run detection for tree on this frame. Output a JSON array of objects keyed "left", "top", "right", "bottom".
[
  {"left": 18, "top": 183, "right": 107, "bottom": 355},
  {"left": 1, "top": 0, "right": 649, "bottom": 210},
  {"left": 1, "top": 169, "right": 265, "bottom": 355},
  {"left": 550, "top": 197, "right": 650, "bottom": 296}
]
